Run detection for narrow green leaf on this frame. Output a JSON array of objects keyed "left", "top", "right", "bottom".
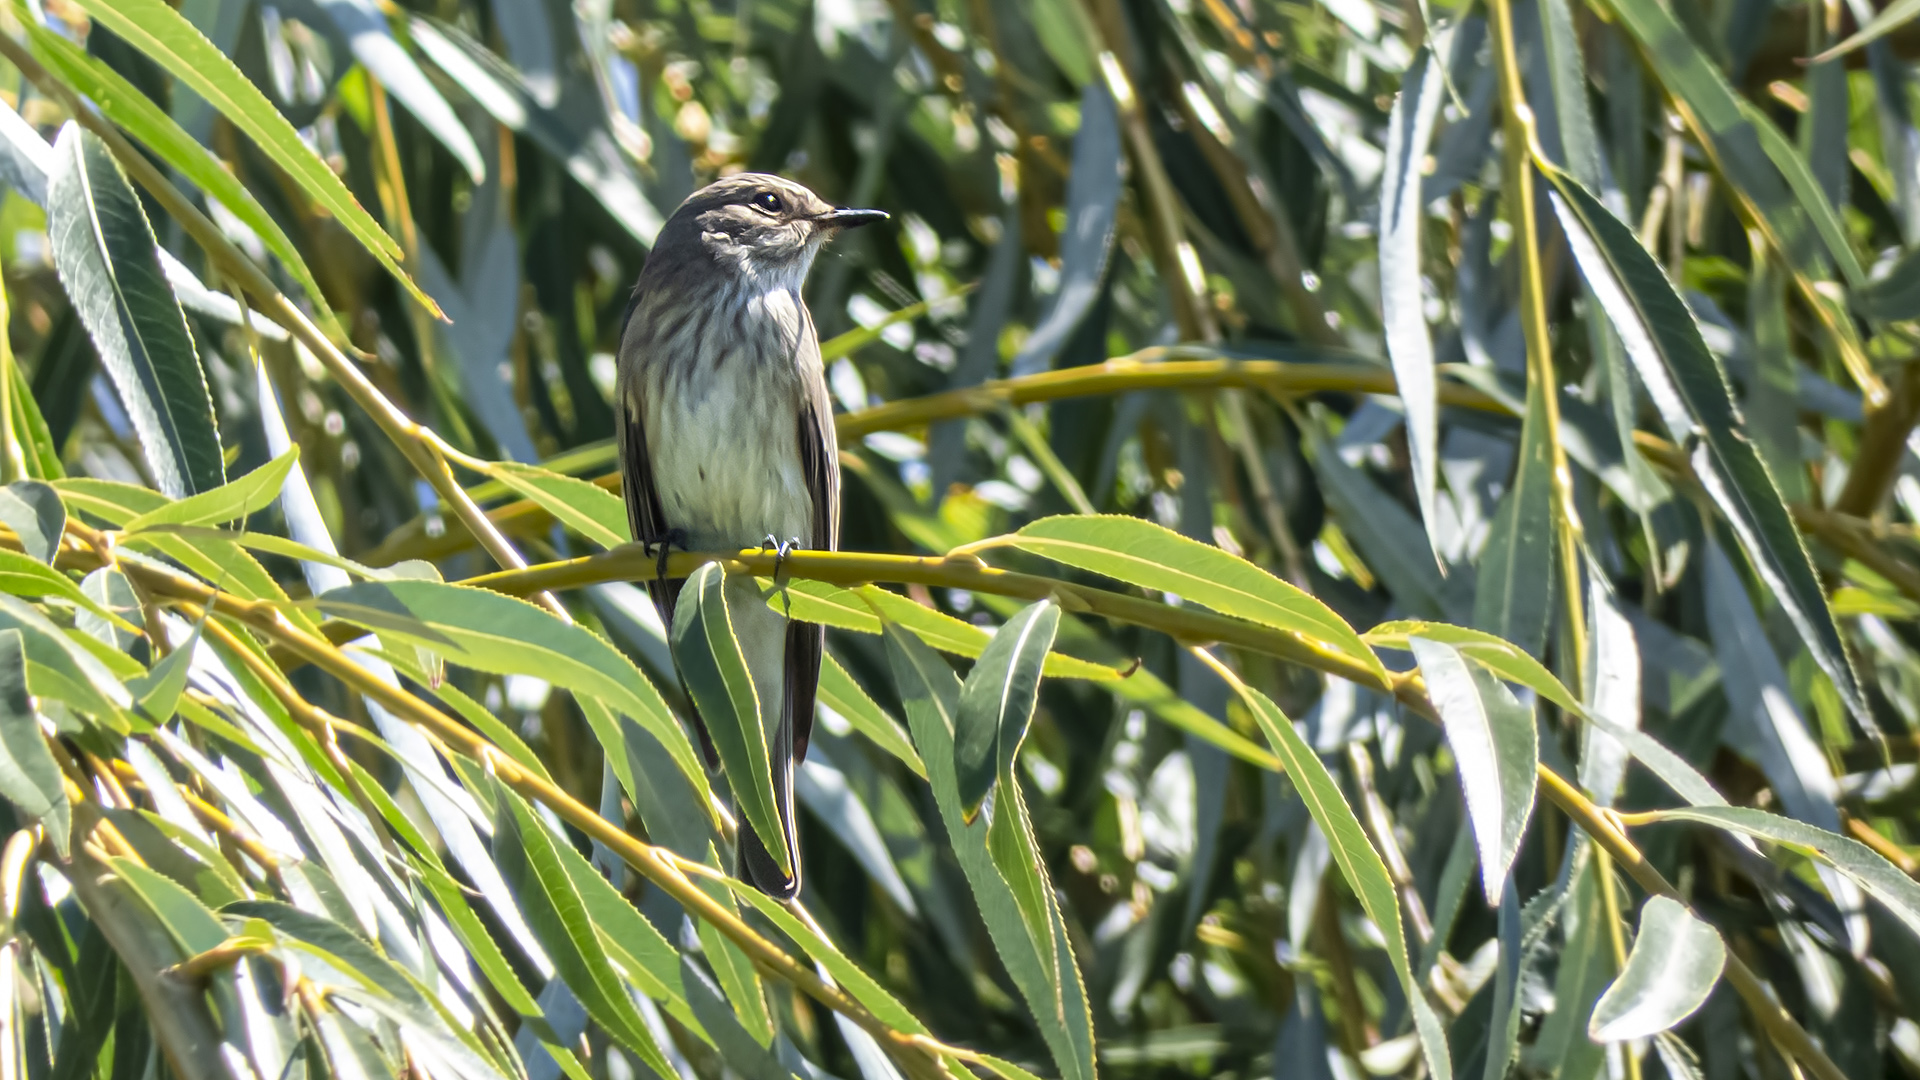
[
  {"left": 1380, "top": 48, "right": 1446, "bottom": 565},
  {"left": 0, "top": 595, "right": 132, "bottom": 727},
  {"left": 65, "top": 0, "right": 436, "bottom": 316},
  {"left": 109, "top": 856, "right": 227, "bottom": 954},
  {"left": 883, "top": 623, "right": 1096, "bottom": 1080},
  {"left": 128, "top": 626, "right": 197, "bottom": 724},
  {"left": 123, "top": 449, "right": 297, "bottom": 532},
  {"left": 1811, "top": 0, "right": 1920, "bottom": 61},
  {"left": 401, "top": 13, "right": 663, "bottom": 246},
  {"left": 1411, "top": 638, "right": 1537, "bottom": 903},
  {"left": 822, "top": 292, "right": 969, "bottom": 362},
  {"left": 1028, "top": 0, "right": 1097, "bottom": 85},
  {"left": 669, "top": 562, "right": 787, "bottom": 877},
  {"left": 1472, "top": 381, "right": 1555, "bottom": 659},
  {"left": 955, "top": 600, "right": 1058, "bottom": 820},
  {"left": 984, "top": 761, "right": 1057, "bottom": 982},
  {"left": 1739, "top": 101, "right": 1866, "bottom": 289},
  {"left": 0, "top": 630, "right": 67, "bottom": 854},
  {"left": 1588, "top": 897, "right": 1725, "bottom": 1041},
  {"left": 492, "top": 784, "right": 679, "bottom": 1078},
  {"left": 1368, "top": 620, "right": 1580, "bottom": 712},
  {"left": 23, "top": 21, "right": 332, "bottom": 317},
  {"left": 722, "top": 882, "right": 927, "bottom": 1035},
  {"left": 0, "top": 548, "right": 118, "bottom": 624},
  {"left": 1649, "top": 806, "right": 1920, "bottom": 940},
  {"left": 770, "top": 578, "right": 1115, "bottom": 679},
  {"left": 819, "top": 652, "right": 925, "bottom": 779},
  {"left": 1214, "top": 659, "right": 1451, "bottom": 1080},
  {"left": 485, "top": 463, "right": 628, "bottom": 550},
  {"left": 484, "top": 782, "right": 701, "bottom": 1036},
  {"left": 1005, "top": 515, "right": 1384, "bottom": 683},
  {"left": 312, "top": 579, "right": 708, "bottom": 803},
  {"left": 47, "top": 124, "right": 224, "bottom": 498},
  {"left": 1541, "top": 167, "right": 1871, "bottom": 736},
  {"left": 0, "top": 480, "right": 63, "bottom": 563},
  {"left": 50, "top": 477, "right": 167, "bottom": 524}
]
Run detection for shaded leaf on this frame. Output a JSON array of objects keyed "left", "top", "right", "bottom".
[
  {"left": 669, "top": 562, "right": 788, "bottom": 878},
  {"left": 1541, "top": 167, "right": 1871, "bottom": 735},
  {"left": 1008, "top": 78, "right": 1118, "bottom": 375},
  {"left": 1472, "top": 382, "right": 1555, "bottom": 659},
  {"left": 0, "top": 480, "right": 63, "bottom": 563},
  {"left": 314, "top": 0, "right": 485, "bottom": 181},
  {"left": 955, "top": 599, "right": 1058, "bottom": 820},
  {"left": 0, "top": 629, "right": 68, "bottom": 854},
  {"left": 47, "top": 124, "right": 223, "bottom": 499},
  {"left": 1205, "top": 655, "right": 1451, "bottom": 1080}
]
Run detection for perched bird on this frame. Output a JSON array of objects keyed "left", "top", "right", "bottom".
[{"left": 616, "top": 174, "right": 886, "bottom": 898}]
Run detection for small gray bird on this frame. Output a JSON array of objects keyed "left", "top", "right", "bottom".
[{"left": 616, "top": 174, "right": 886, "bottom": 898}]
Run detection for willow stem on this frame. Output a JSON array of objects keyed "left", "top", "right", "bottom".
[{"left": 1489, "top": 0, "right": 1586, "bottom": 691}]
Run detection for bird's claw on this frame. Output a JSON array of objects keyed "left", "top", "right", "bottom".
[
  {"left": 642, "top": 527, "right": 688, "bottom": 584},
  {"left": 761, "top": 535, "right": 805, "bottom": 580}
]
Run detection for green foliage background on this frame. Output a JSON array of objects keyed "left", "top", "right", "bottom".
[{"left": 0, "top": 1, "right": 1910, "bottom": 1080}]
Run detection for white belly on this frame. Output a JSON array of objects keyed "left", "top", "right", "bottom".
[{"left": 645, "top": 365, "right": 813, "bottom": 553}]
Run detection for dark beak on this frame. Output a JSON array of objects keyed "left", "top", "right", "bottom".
[{"left": 816, "top": 207, "right": 889, "bottom": 229}]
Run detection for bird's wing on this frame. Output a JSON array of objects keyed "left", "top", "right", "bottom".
[
  {"left": 616, "top": 305, "right": 683, "bottom": 637},
  {"left": 788, "top": 324, "right": 839, "bottom": 766}
]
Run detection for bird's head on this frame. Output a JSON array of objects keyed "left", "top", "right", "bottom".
[{"left": 661, "top": 174, "right": 887, "bottom": 289}]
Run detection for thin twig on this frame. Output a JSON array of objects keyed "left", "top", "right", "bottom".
[{"left": 1491, "top": 0, "right": 1587, "bottom": 688}]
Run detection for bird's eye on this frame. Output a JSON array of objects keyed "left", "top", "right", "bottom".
[{"left": 752, "top": 191, "right": 784, "bottom": 214}]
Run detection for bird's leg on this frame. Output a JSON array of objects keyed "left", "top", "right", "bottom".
[
  {"left": 760, "top": 535, "right": 806, "bottom": 584},
  {"left": 641, "top": 527, "right": 688, "bottom": 584}
]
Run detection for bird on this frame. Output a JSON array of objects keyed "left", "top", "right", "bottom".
[{"left": 615, "top": 174, "right": 886, "bottom": 898}]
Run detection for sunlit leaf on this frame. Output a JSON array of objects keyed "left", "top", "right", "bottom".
[
  {"left": 1004, "top": 515, "right": 1385, "bottom": 683},
  {"left": 1379, "top": 48, "right": 1446, "bottom": 563},
  {"left": 122, "top": 449, "right": 297, "bottom": 532},
  {"left": 492, "top": 783, "right": 679, "bottom": 1078},
  {"left": 1589, "top": 897, "right": 1726, "bottom": 1041},
  {"left": 1650, "top": 807, "right": 1920, "bottom": 939},
  {"left": 1411, "top": 637, "right": 1537, "bottom": 903}
]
